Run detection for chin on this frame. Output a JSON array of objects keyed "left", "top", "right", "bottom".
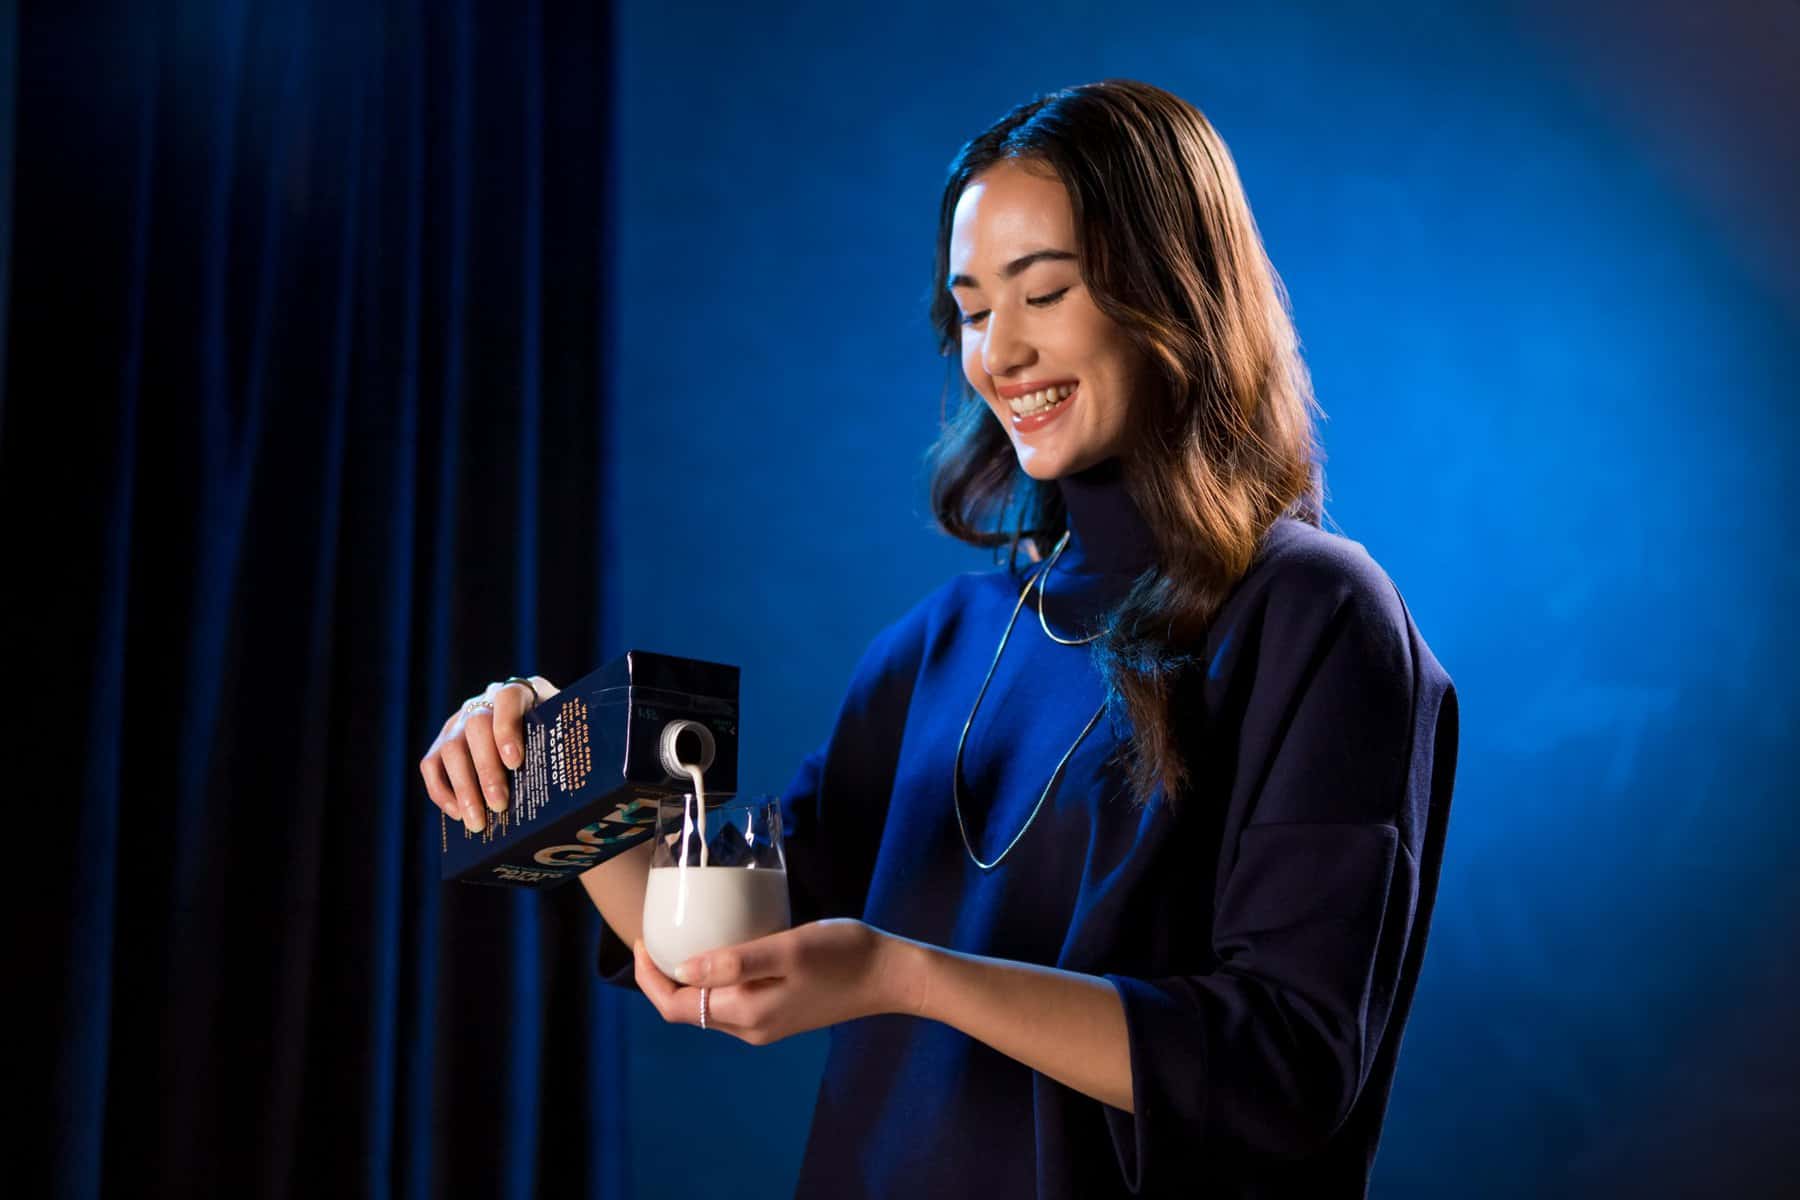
[{"left": 1013, "top": 442, "right": 1105, "bottom": 481}]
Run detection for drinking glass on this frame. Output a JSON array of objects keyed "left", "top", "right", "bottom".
[{"left": 641, "top": 792, "right": 790, "bottom": 979}]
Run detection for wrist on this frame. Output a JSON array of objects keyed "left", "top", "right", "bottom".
[{"left": 875, "top": 932, "right": 935, "bottom": 1020}]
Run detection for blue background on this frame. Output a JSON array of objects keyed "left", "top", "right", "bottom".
[{"left": 600, "top": 2, "right": 1798, "bottom": 1196}]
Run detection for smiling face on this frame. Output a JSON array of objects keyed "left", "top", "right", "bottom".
[{"left": 947, "top": 159, "right": 1155, "bottom": 480}]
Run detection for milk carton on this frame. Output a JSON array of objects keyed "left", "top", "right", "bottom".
[{"left": 439, "top": 650, "right": 739, "bottom": 889}]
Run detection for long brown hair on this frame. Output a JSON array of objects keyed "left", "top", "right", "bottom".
[{"left": 925, "top": 79, "right": 1326, "bottom": 810}]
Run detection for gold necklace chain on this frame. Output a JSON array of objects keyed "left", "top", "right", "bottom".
[{"left": 953, "top": 531, "right": 1108, "bottom": 871}]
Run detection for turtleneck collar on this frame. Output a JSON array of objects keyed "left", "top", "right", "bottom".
[{"left": 1053, "top": 457, "right": 1159, "bottom": 578}]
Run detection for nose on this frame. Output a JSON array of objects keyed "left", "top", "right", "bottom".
[{"left": 980, "top": 309, "right": 1035, "bottom": 379}]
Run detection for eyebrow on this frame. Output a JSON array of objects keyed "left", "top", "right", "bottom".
[{"left": 947, "top": 248, "right": 1077, "bottom": 291}]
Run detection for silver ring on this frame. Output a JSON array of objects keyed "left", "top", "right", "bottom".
[
  {"left": 463, "top": 697, "right": 495, "bottom": 716},
  {"left": 699, "top": 986, "right": 710, "bottom": 1031}
]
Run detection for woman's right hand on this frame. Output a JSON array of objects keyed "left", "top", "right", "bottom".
[{"left": 419, "top": 675, "right": 559, "bottom": 834}]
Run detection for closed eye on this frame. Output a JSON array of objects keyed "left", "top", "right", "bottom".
[{"left": 959, "top": 287, "right": 1072, "bottom": 327}]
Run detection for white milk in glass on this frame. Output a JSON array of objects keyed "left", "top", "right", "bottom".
[
  {"left": 642, "top": 865, "right": 791, "bottom": 978},
  {"left": 641, "top": 767, "right": 790, "bottom": 978}
]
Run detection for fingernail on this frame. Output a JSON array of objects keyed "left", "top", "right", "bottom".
[
  {"left": 465, "top": 803, "right": 485, "bottom": 833},
  {"left": 503, "top": 743, "right": 520, "bottom": 768},
  {"left": 673, "top": 958, "right": 703, "bottom": 985},
  {"left": 486, "top": 785, "right": 506, "bottom": 812}
]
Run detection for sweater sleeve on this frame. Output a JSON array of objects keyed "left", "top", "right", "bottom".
[
  {"left": 595, "top": 592, "right": 934, "bottom": 990},
  {"left": 1100, "top": 549, "right": 1458, "bottom": 1187}
]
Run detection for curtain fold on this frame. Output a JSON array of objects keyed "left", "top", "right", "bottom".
[{"left": 12, "top": 2, "right": 626, "bottom": 1195}]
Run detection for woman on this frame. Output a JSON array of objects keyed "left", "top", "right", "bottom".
[{"left": 420, "top": 79, "right": 1458, "bottom": 1199}]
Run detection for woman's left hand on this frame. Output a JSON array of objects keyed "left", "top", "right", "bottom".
[{"left": 631, "top": 919, "right": 922, "bottom": 1046}]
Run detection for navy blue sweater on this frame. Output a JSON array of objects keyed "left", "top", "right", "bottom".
[{"left": 597, "top": 460, "right": 1459, "bottom": 1198}]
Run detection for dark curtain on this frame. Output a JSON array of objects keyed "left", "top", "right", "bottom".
[{"left": 9, "top": 2, "right": 630, "bottom": 1195}]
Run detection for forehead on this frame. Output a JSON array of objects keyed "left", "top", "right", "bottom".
[{"left": 949, "top": 161, "right": 1075, "bottom": 271}]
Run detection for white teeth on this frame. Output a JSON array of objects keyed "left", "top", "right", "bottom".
[{"left": 1007, "top": 383, "right": 1076, "bottom": 415}]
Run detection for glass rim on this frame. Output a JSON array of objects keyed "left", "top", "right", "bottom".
[{"left": 661, "top": 790, "right": 779, "bottom": 810}]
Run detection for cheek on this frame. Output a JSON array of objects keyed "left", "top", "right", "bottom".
[{"left": 960, "top": 345, "right": 989, "bottom": 400}]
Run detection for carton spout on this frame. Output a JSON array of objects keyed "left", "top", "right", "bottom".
[{"left": 659, "top": 719, "right": 716, "bottom": 780}]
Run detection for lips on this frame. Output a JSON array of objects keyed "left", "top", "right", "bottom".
[
  {"left": 996, "top": 378, "right": 1079, "bottom": 400},
  {"left": 1009, "top": 383, "right": 1077, "bottom": 434}
]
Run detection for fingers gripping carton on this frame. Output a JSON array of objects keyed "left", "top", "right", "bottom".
[{"left": 441, "top": 650, "right": 739, "bottom": 889}]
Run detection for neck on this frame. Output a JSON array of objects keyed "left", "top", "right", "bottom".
[{"left": 1055, "top": 457, "right": 1158, "bottom": 577}]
